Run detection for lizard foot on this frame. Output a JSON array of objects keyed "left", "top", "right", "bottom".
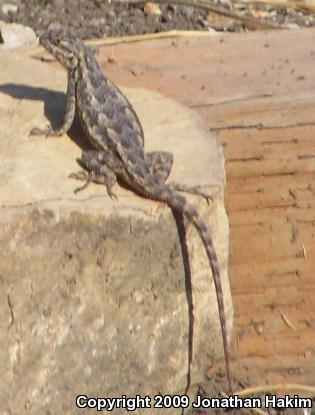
[
  {"left": 106, "top": 186, "right": 118, "bottom": 201},
  {"left": 69, "top": 171, "right": 118, "bottom": 201},
  {"left": 30, "top": 124, "right": 50, "bottom": 137},
  {"left": 69, "top": 171, "right": 91, "bottom": 193},
  {"left": 168, "top": 183, "right": 221, "bottom": 205},
  {"left": 30, "top": 125, "right": 64, "bottom": 138}
]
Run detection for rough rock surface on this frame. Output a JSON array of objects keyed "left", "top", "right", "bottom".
[
  {"left": 0, "top": 21, "right": 36, "bottom": 49},
  {"left": 0, "top": 52, "right": 232, "bottom": 414}
]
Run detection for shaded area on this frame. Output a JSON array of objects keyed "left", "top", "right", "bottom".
[
  {"left": 174, "top": 211, "right": 194, "bottom": 396},
  {"left": 0, "top": 83, "right": 90, "bottom": 150}
]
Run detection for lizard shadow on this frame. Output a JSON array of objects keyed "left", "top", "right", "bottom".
[
  {"left": 0, "top": 83, "right": 92, "bottom": 151},
  {"left": 0, "top": 83, "right": 144, "bottom": 191},
  {"left": 173, "top": 211, "right": 194, "bottom": 398}
]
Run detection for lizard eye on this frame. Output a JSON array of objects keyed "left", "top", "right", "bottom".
[{"left": 52, "top": 34, "right": 63, "bottom": 45}]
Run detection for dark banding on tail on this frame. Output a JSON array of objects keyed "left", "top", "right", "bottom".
[
  {"left": 141, "top": 183, "right": 232, "bottom": 392},
  {"left": 183, "top": 198, "right": 232, "bottom": 393},
  {"left": 117, "top": 154, "right": 232, "bottom": 390}
]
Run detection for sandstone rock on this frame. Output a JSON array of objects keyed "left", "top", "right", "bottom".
[{"left": 0, "top": 51, "right": 232, "bottom": 414}]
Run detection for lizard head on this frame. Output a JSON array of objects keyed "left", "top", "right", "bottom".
[{"left": 39, "top": 24, "right": 85, "bottom": 70}]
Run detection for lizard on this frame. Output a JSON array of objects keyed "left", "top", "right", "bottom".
[{"left": 31, "top": 24, "right": 232, "bottom": 392}]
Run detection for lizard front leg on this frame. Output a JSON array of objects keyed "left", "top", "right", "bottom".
[
  {"left": 30, "top": 74, "right": 76, "bottom": 137},
  {"left": 70, "top": 150, "right": 121, "bottom": 199}
]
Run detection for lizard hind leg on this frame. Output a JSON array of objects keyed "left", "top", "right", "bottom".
[
  {"left": 145, "top": 151, "right": 219, "bottom": 203},
  {"left": 145, "top": 151, "right": 174, "bottom": 184},
  {"left": 69, "top": 150, "right": 120, "bottom": 199},
  {"left": 167, "top": 182, "right": 221, "bottom": 204}
]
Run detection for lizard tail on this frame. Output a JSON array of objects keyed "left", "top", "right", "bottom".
[
  {"left": 148, "top": 184, "right": 232, "bottom": 392},
  {"left": 182, "top": 197, "right": 232, "bottom": 393}
]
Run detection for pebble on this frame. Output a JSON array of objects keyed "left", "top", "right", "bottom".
[
  {"left": 2, "top": 3, "right": 18, "bottom": 16},
  {"left": 0, "top": 21, "right": 37, "bottom": 49}
]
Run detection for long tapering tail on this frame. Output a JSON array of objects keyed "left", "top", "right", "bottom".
[
  {"left": 143, "top": 183, "right": 232, "bottom": 392},
  {"left": 185, "top": 198, "right": 232, "bottom": 393}
]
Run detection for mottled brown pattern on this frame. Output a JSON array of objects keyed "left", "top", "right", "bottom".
[{"left": 31, "top": 24, "right": 232, "bottom": 392}]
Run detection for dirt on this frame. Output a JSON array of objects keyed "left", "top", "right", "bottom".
[
  {"left": 1, "top": 0, "right": 315, "bottom": 40},
  {"left": 0, "top": 0, "right": 209, "bottom": 39}
]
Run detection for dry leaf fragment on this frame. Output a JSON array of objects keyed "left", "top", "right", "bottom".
[{"left": 280, "top": 311, "right": 297, "bottom": 331}]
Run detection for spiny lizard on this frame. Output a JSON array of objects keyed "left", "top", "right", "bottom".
[{"left": 31, "top": 24, "right": 232, "bottom": 392}]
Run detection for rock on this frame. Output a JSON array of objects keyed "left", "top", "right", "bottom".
[
  {"left": 0, "top": 21, "right": 37, "bottom": 49},
  {"left": 2, "top": 3, "right": 18, "bottom": 15},
  {"left": 0, "top": 52, "right": 232, "bottom": 414}
]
